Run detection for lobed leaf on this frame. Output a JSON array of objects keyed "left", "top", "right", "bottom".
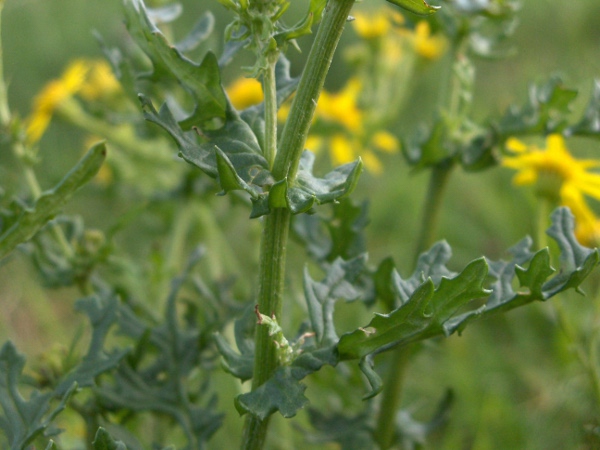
[
  {"left": 337, "top": 258, "right": 490, "bottom": 361},
  {"left": 96, "top": 249, "right": 224, "bottom": 448},
  {"left": 54, "top": 293, "right": 129, "bottom": 396},
  {"left": 234, "top": 346, "right": 338, "bottom": 420},
  {"left": 123, "top": 0, "right": 227, "bottom": 129},
  {"left": 304, "top": 255, "right": 368, "bottom": 346},
  {"left": 0, "top": 342, "right": 77, "bottom": 450},
  {"left": 338, "top": 207, "right": 598, "bottom": 363}
]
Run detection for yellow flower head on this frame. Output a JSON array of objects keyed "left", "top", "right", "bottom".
[
  {"left": 503, "top": 134, "right": 600, "bottom": 200},
  {"left": 26, "top": 60, "right": 90, "bottom": 144},
  {"left": 352, "top": 10, "right": 405, "bottom": 40},
  {"left": 503, "top": 134, "right": 600, "bottom": 246},
  {"left": 226, "top": 77, "right": 263, "bottom": 110}
]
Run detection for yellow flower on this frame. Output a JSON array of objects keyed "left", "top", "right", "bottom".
[
  {"left": 352, "top": 10, "right": 404, "bottom": 40},
  {"left": 79, "top": 60, "right": 121, "bottom": 101},
  {"left": 503, "top": 134, "right": 600, "bottom": 200},
  {"left": 503, "top": 134, "right": 600, "bottom": 246},
  {"left": 411, "top": 21, "right": 447, "bottom": 60},
  {"left": 226, "top": 77, "right": 263, "bottom": 110},
  {"left": 26, "top": 60, "right": 90, "bottom": 144},
  {"left": 305, "top": 79, "right": 400, "bottom": 174},
  {"left": 316, "top": 78, "right": 363, "bottom": 131},
  {"left": 352, "top": 8, "right": 445, "bottom": 61}
]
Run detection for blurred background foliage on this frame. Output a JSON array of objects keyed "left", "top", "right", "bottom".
[{"left": 2, "top": 0, "right": 600, "bottom": 448}]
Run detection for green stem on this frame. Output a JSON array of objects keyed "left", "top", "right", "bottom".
[
  {"left": 242, "top": 1, "right": 356, "bottom": 448},
  {"left": 413, "top": 161, "right": 454, "bottom": 260},
  {"left": 0, "top": 2, "right": 10, "bottom": 127},
  {"left": 374, "top": 162, "right": 453, "bottom": 450},
  {"left": 535, "top": 196, "right": 552, "bottom": 250},
  {"left": 242, "top": 208, "right": 291, "bottom": 449},
  {"left": 272, "top": 0, "right": 356, "bottom": 184},
  {"left": 262, "top": 58, "right": 278, "bottom": 168},
  {"left": 374, "top": 347, "right": 411, "bottom": 449}
]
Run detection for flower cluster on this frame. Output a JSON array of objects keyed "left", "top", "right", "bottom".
[{"left": 503, "top": 134, "right": 600, "bottom": 246}]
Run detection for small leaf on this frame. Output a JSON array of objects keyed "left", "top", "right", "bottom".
[
  {"left": 386, "top": 0, "right": 440, "bottom": 15},
  {"left": 235, "top": 367, "right": 309, "bottom": 420},
  {"left": 496, "top": 76, "right": 578, "bottom": 135},
  {"left": 92, "top": 427, "right": 128, "bottom": 450},
  {"left": 55, "top": 293, "right": 129, "bottom": 396},
  {"left": 359, "top": 355, "right": 382, "bottom": 400},
  {"left": 235, "top": 346, "right": 338, "bottom": 420},
  {"left": 175, "top": 11, "right": 214, "bottom": 53},
  {"left": 568, "top": 79, "right": 600, "bottom": 138},
  {"left": 141, "top": 97, "right": 272, "bottom": 194},
  {"left": 0, "top": 143, "right": 106, "bottom": 260},
  {"left": 304, "top": 255, "right": 367, "bottom": 346},
  {"left": 253, "top": 151, "right": 362, "bottom": 217}
]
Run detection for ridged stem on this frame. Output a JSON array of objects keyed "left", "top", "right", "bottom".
[{"left": 241, "top": 1, "right": 356, "bottom": 448}]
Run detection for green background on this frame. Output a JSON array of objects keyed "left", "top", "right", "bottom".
[{"left": 2, "top": 0, "right": 600, "bottom": 448}]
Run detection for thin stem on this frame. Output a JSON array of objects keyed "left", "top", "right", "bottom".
[
  {"left": 535, "top": 196, "right": 552, "bottom": 251},
  {"left": 0, "top": 2, "right": 10, "bottom": 127},
  {"left": 374, "top": 347, "right": 411, "bottom": 449},
  {"left": 413, "top": 161, "right": 454, "bottom": 260},
  {"left": 374, "top": 162, "right": 453, "bottom": 450},
  {"left": 375, "top": 41, "right": 466, "bottom": 449},
  {"left": 242, "top": 1, "right": 356, "bottom": 448},
  {"left": 262, "top": 58, "right": 278, "bottom": 168},
  {"left": 272, "top": 0, "right": 355, "bottom": 184}
]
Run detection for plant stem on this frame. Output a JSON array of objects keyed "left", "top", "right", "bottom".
[
  {"left": 413, "top": 161, "right": 454, "bottom": 260},
  {"left": 262, "top": 58, "right": 278, "bottom": 168},
  {"left": 242, "top": 208, "right": 291, "bottom": 449},
  {"left": 374, "top": 161, "right": 453, "bottom": 450},
  {"left": 374, "top": 346, "right": 411, "bottom": 449},
  {"left": 242, "top": 1, "right": 355, "bottom": 448},
  {"left": 272, "top": 0, "right": 356, "bottom": 184}
]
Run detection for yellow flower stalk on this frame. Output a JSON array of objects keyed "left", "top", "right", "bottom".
[{"left": 503, "top": 134, "right": 600, "bottom": 246}]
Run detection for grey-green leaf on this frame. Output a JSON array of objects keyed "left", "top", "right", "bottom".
[
  {"left": 252, "top": 151, "right": 362, "bottom": 217},
  {"left": 123, "top": 0, "right": 227, "bottom": 129},
  {"left": 92, "top": 427, "right": 128, "bottom": 450},
  {"left": 0, "top": 342, "right": 77, "bottom": 450},
  {"left": 337, "top": 258, "right": 490, "bottom": 361},
  {"left": 0, "top": 142, "right": 106, "bottom": 260}
]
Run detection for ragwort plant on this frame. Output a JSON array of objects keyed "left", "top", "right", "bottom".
[{"left": 1, "top": 0, "right": 600, "bottom": 448}]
